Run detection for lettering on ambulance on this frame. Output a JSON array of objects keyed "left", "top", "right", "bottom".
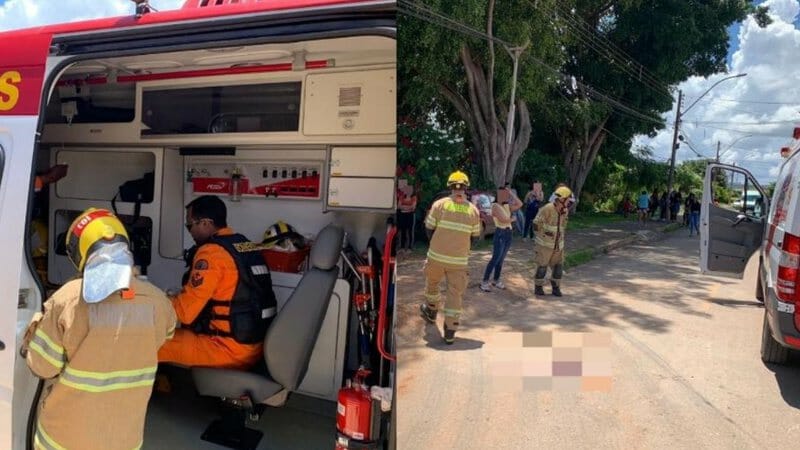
[{"left": 0, "top": 71, "right": 21, "bottom": 111}]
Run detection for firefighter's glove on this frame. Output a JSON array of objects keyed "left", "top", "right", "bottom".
[{"left": 20, "top": 312, "right": 44, "bottom": 358}]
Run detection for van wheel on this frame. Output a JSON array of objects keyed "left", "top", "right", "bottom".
[
  {"left": 755, "top": 263, "right": 764, "bottom": 302},
  {"left": 761, "top": 311, "right": 789, "bottom": 364}
]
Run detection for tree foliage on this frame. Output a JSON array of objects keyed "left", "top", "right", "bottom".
[{"left": 398, "top": 0, "right": 564, "bottom": 186}]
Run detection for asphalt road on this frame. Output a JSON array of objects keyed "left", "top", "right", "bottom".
[{"left": 396, "top": 232, "right": 800, "bottom": 449}]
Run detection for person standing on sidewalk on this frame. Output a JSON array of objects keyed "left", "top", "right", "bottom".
[
  {"left": 637, "top": 190, "right": 650, "bottom": 226},
  {"left": 687, "top": 193, "right": 701, "bottom": 236},
  {"left": 523, "top": 181, "right": 543, "bottom": 241},
  {"left": 532, "top": 186, "right": 572, "bottom": 297},
  {"left": 480, "top": 186, "right": 523, "bottom": 292},
  {"left": 397, "top": 186, "right": 417, "bottom": 253},
  {"left": 420, "top": 171, "right": 481, "bottom": 344}
]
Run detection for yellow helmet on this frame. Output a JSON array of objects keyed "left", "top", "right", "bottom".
[
  {"left": 446, "top": 171, "right": 470, "bottom": 189},
  {"left": 554, "top": 186, "right": 573, "bottom": 199},
  {"left": 66, "top": 208, "right": 129, "bottom": 271}
]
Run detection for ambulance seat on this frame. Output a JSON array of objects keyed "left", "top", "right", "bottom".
[{"left": 191, "top": 224, "right": 344, "bottom": 449}]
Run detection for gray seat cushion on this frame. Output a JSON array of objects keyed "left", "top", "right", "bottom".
[{"left": 192, "top": 368, "right": 282, "bottom": 402}]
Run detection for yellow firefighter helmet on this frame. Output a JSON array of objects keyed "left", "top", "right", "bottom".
[
  {"left": 446, "top": 171, "right": 470, "bottom": 189},
  {"left": 554, "top": 186, "right": 573, "bottom": 199},
  {"left": 66, "top": 208, "right": 129, "bottom": 271}
]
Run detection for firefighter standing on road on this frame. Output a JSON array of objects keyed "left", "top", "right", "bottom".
[
  {"left": 22, "top": 208, "right": 176, "bottom": 450},
  {"left": 419, "top": 171, "right": 481, "bottom": 344},
  {"left": 532, "top": 186, "right": 572, "bottom": 297},
  {"left": 158, "top": 195, "right": 277, "bottom": 369}
]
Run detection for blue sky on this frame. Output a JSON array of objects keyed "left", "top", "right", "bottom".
[{"left": 726, "top": 0, "right": 800, "bottom": 64}]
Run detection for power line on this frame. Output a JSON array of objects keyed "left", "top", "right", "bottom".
[
  {"left": 678, "top": 133, "right": 707, "bottom": 158},
  {"left": 687, "top": 124, "right": 793, "bottom": 137},
  {"left": 534, "top": 1, "right": 674, "bottom": 103},
  {"left": 699, "top": 97, "right": 800, "bottom": 106},
  {"left": 689, "top": 119, "right": 798, "bottom": 125},
  {"left": 398, "top": 0, "right": 666, "bottom": 126}
]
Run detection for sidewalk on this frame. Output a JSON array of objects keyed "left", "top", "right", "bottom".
[
  {"left": 400, "top": 216, "right": 684, "bottom": 291},
  {"left": 563, "top": 218, "right": 682, "bottom": 265}
]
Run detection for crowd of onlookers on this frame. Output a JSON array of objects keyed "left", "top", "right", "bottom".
[{"left": 626, "top": 189, "right": 702, "bottom": 235}]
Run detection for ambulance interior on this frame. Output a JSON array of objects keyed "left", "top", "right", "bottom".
[{"left": 22, "top": 35, "right": 396, "bottom": 449}]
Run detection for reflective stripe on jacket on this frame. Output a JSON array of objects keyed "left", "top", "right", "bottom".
[
  {"left": 425, "top": 196, "right": 481, "bottom": 268},
  {"left": 533, "top": 202, "right": 568, "bottom": 250},
  {"left": 25, "top": 278, "right": 175, "bottom": 450}
]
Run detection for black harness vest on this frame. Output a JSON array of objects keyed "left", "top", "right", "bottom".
[{"left": 190, "top": 233, "right": 278, "bottom": 344}]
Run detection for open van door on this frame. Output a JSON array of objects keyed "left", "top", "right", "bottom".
[
  {"left": 700, "top": 163, "right": 768, "bottom": 279},
  {"left": 0, "top": 34, "right": 53, "bottom": 450}
]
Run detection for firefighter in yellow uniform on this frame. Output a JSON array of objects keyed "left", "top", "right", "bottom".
[
  {"left": 21, "top": 208, "right": 176, "bottom": 450},
  {"left": 419, "top": 171, "right": 481, "bottom": 344},
  {"left": 532, "top": 186, "right": 572, "bottom": 297}
]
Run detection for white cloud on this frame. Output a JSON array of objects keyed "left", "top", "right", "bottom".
[
  {"left": 636, "top": 0, "right": 800, "bottom": 185},
  {"left": 0, "top": 0, "right": 185, "bottom": 31}
]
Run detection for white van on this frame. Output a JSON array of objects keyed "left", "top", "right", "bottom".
[
  {"left": 701, "top": 155, "right": 800, "bottom": 366},
  {"left": 0, "top": 1, "right": 397, "bottom": 449}
]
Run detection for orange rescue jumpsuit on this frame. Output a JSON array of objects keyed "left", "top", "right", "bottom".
[{"left": 158, "top": 227, "right": 262, "bottom": 369}]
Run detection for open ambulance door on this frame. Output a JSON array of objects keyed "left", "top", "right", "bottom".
[
  {"left": 700, "top": 163, "right": 768, "bottom": 279},
  {"left": 0, "top": 34, "right": 53, "bottom": 450}
]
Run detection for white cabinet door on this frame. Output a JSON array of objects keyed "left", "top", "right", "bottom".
[
  {"left": 328, "top": 177, "right": 395, "bottom": 209},
  {"left": 330, "top": 146, "right": 396, "bottom": 178}
]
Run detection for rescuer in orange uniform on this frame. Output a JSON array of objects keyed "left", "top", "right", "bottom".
[{"left": 158, "top": 195, "right": 276, "bottom": 369}]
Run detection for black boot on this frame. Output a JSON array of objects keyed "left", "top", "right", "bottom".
[
  {"left": 420, "top": 304, "right": 437, "bottom": 323},
  {"left": 443, "top": 323, "right": 455, "bottom": 345},
  {"left": 534, "top": 285, "right": 545, "bottom": 296},
  {"left": 551, "top": 282, "right": 562, "bottom": 297}
]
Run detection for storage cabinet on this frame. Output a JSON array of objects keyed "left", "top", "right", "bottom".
[{"left": 326, "top": 146, "right": 396, "bottom": 211}]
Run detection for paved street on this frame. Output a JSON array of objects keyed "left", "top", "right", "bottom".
[{"left": 396, "top": 232, "right": 800, "bottom": 449}]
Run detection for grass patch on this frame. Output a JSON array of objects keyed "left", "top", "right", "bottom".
[
  {"left": 567, "top": 212, "right": 631, "bottom": 231},
  {"left": 564, "top": 248, "right": 595, "bottom": 269}
]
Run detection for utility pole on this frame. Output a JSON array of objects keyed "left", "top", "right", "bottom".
[
  {"left": 716, "top": 141, "right": 721, "bottom": 163},
  {"left": 667, "top": 90, "right": 683, "bottom": 194},
  {"left": 666, "top": 73, "right": 747, "bottom": 194},
  {"left": 505, "top": 42, "right": 529, "bottom": 145}
]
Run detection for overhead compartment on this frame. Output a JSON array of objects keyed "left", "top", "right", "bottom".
[{"left": 303, "top": 68, "right": 395, "bottom": 136}]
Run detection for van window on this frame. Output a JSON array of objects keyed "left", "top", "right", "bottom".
[
  {"left": 44, "top": 83, "right": 136, "bottom": 124},
  {"left": 141, "top": 82, "right": 301, "bottom": 135},
  {"left": 53, "top": 150, "right": 155, "bottom": 202}
]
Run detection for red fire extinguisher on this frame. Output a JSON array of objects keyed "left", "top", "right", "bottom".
[{"left": 336, "top": 369, "right": 373, "bottom": 449}]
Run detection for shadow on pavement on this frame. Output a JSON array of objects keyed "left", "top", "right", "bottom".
[
  {"left": 765, "top": 354, "right": 800, "bottom": 410},
  {"left": 422, "top": 322, "right": 484, "bottom": 351},
  {"left": 708, "top": 298, "right": 764, "bottom": 308}
]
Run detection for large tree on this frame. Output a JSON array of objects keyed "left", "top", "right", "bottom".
[
  {"left": 539, "top": 0, "right": 759, "bottom": 200},
  {"left": 398, "top": 0, "right": 563, "bottom": 186}
]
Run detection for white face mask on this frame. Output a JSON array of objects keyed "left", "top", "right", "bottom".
[{"left": 82, "top": 242, "right": 134, "bottom": 303}]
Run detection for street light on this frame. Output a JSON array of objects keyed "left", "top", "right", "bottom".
[
  {"left": 667, "top": 73, "right": 747, "bottom": 193},
  {"left": 717, "top": 134, "right": 753, "bottom": 162}
]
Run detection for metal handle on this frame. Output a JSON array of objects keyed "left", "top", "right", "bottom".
[{"left": 732, "top": 214, "right": 752, "bottom": 227}]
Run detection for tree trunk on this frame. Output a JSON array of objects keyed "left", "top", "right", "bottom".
[
  {"left": 435, "top": 0, "right": 532, "bottom": 188},
  {"left": 562, "top": 116, "right": 609, "bottom": 201}
]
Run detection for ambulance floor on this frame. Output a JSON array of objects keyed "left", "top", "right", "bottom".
[{"left": 142, "top": 367, "right": 336, "bottom": 450}]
